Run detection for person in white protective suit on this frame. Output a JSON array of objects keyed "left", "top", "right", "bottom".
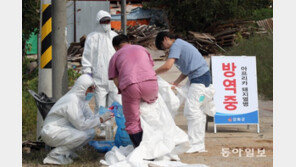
[
  {"left": 81, "top": 10, "right": 121, "bottom": 112},
  {"left": 41, "top": 74, "right": 114, "bottom": 165},
  {"left": 155, "top": 31, "right": 216, "bottom": 153}
]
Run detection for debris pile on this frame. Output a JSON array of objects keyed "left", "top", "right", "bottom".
[
  {"left": 22, "top": 140, "right": 45, "bottom": 153},
  {"left": 67, "top": 35, "right": 86, "bottom": 70},
  {"left": 256, "top": 18, "right": 273, "bottom": 33},
  {"left": 67, "top": 25, "right": 168, "bottom": 70},
  {"left": 67, "top": 18, "right": 272, "bottom": 69},
  {"left": 186, "top": 31, "right": 220, "bottom": 55},
  {"left": 211, "top": 21, "right": 256, "bottom": 47},
  {"left": 116, "top": 24, "right": 168, "bottom": 47},
  {"left": 206, "top": 19, "right": 271, "bottom": 48},
  {"left": 185, "top": 19, "right": 272, "bottom": 54}
]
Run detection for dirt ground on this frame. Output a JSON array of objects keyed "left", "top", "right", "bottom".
[{"left": 22, "top": 58, "right": 273, "bottom": 167}]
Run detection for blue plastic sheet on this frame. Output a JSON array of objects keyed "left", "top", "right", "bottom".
[
  {"left": 88, "top": 140, "right": 115, "bottom": 153},
  {"left": 110, "top": 102, "right": 133, "bottom": 147}
]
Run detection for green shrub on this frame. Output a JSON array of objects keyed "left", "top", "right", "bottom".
[
  {"left": 251, "top": 8, "right": 273, "bottom": 21},
  {"left": 225, "top": 34, "right": 273, "bottom": 100},
  {"left": 22, "top": 0, "right": 39, "bottom": 57},
  {"left": 68, "top": 68, "right": 81, "bottom": 87}
]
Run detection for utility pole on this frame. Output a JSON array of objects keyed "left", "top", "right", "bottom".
[
  {"left": 74, "top": 0, "right": 77, "bottom": 42},
  {"left": 37, "top": 0, "right": 52, "bottom": 141},
  {"left": 52, "top": 0, "right": 68, "bottom": 101},
  {"left": 121, "top": 0, "right": 127, "bottom": 35}
]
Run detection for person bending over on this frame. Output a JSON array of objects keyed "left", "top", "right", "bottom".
[
  {"left": 108, "top": 35, "right": 158, "bottom": 148},
  {"left": 155, "top": 31, "right": 212, "bottom": 153}
]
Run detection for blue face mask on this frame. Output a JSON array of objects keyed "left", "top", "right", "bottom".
[{"left": 85, "top": 92, "right": 94, "bottom": 101}]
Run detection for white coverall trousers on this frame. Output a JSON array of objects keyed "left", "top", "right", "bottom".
[
  {"left": 94, "top": 83, "right": 122, "bottom": 112},
  {"left": 184, "top": 83, "right": 207, "bottom": 153},
  {"left": 41, "top": 125, "right": 95, "bottom": 165}
]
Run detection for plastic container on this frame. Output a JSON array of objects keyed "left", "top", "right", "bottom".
[
  {"left": 97, "top": 102, "right": 133, "bottom": 147},
  {"left": 105, "top": 125, "right": 114, "bottom": 140}
]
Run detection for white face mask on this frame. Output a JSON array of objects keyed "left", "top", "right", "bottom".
[{"left": 102, "top": 24, "right": 111, "bottom": 32}]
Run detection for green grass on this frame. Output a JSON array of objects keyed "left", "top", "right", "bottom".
[
  {"left": 22, "top": 145, "right": 105, "bottom": 166},
  {"left": 22, "top": 76, "right": 39, "bottom": 141},
  {"left": 225, "top": 33, "right": 273, "bottom": 100},
  {"left": 22, "top": 57, "right": 39, "bottom": 141}
]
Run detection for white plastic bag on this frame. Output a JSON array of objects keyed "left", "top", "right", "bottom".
[
  {"left": 139, "top": 94, "right": 190, "bottom": 159},
  {"left": 100, "top": 93, "right": 192, "bottom": 167},
  {"left": 157, "top": 76, "right": 181, "bottom": 118},
  {"left": 175, "top": 80, "right": 190, "bottom": 105},
  {"left": 100, "top": 145, "right": 134, "bottom": 166},
  {"left": 105, "top": 147, "right": 127, "bottom": 165}
]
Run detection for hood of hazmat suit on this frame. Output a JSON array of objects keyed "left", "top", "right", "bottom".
[
  {"left": 41, "top": 74, "right": 101, "bottom": 165},
  {"left": 81, "top": 10, "right": 121, "bottom": 110}
]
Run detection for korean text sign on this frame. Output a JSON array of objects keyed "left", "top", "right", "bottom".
[{"left": 211, "top": 56, "right": 259, "bottom": 124}]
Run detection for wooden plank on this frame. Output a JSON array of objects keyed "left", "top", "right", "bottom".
[
  {"left": 193, "top": 38, "right": 214, "bottom": 45},
  {"left": 188, "top": 31, "right": 215, "bottom": 40},
  {"left": 216, "top": 34, "right": 236, "bottom": 40},
  {"left": 214, "top": 28, "right": 239, "bottom": 38},
  {"left": 216, "top": 39, "right": 234, "bottom": 44}
]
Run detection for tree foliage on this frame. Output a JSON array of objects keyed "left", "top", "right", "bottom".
[
  {"left": 145, "top": 0, "right": 272, "bottom": 32},
  {"left": 22, "top": 0, "right": 40, "bottom": 57}
]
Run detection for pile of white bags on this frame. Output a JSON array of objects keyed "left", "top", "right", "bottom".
[{"left": 100, "top": 145, "right": 208, "bottom": 167}]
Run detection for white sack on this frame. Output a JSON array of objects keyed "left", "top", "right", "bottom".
[
  {"left": 100, "top": 93, "right": 205, "bottom": 167},
  {"left": 100, "top": 145, "right": 208, "bottom": 167},
  {"left": 157, "top": 76, "right": 180, "bottom": 118}
]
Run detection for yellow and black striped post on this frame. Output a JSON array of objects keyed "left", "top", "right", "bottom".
[{"left": 41, "top": 4, "right": 52, "bottom": 68}]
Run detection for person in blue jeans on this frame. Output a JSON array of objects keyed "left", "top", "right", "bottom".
[{"left": 155, "top": 31, "right": 215, "bottom": 153}]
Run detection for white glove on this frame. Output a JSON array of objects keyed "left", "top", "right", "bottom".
[{"left": 100, "top": 111, "right": 114, "bottom": 123}]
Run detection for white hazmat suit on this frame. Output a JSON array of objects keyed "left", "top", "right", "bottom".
[
  {"left": 41, "top": 74, "right": 109, "bottom": 165},
  {"left": 81, "top": 10, "right": 121, "bottom": 111}
]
